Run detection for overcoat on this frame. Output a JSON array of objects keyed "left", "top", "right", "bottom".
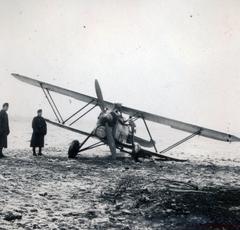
[
  {"left": 0, "top": 110, "right": 10, "bottom": 148},
  {"left": 30, "top": 116, "right": 47, "bottom": 147}
]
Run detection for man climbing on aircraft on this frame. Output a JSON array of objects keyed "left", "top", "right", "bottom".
[
  {"left": 108, "top": 103, "right": 122, "bottom": 126},
  {"left": 95, "top": 103, "right": 127, "bottom": 141},
  {"left": 97, "top": 104, "right": 124, "bottom": 128}
]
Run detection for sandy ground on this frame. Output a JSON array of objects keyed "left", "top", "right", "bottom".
[{"left": 1, "top": 147, "right": 240, "bottom": 230}]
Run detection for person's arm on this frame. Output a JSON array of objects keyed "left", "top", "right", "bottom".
[
  {"left": 44, "top": 120, "right": 47, "bottom": 135},
  {"left": 32, "top": 118, "right": 35, "bottom": 129},
  {"left": 0, "top": 113, "right": 3, "bottom": 135},
  {"left": 6, "top": 114, "right": 10, "bottom": 135},
  {"left": 32, "top": 117, "right": 39, "bottom": 133}
]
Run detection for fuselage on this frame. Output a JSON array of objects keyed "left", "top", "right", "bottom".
[{"left": 95, "top": 110, "right": 130, "bottom": 143}]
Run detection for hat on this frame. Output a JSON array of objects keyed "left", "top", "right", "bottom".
[
  {"left": 2, "top": 103, "right": 9, "bottom": 108},
  {"left": 37, "top": 109, "right": 42, "bottom": 113}
]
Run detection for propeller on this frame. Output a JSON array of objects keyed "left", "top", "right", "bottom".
[
  {"left": 94, "top": 79, "right": 116, "bottom": 159},
  {"left": 94, "top": 79, "right": 105, "bottom": 111}
]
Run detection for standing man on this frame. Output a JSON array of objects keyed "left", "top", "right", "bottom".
[
  {"left": 30, "top": 109, "right": 47, "bottom": 156},
  {"left": 0, "top": 103, "right": 10, "bottom": 158}
]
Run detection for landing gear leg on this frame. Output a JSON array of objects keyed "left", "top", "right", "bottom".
[{"left": 130, "top": 131, "right": 141, "bottom": 162}]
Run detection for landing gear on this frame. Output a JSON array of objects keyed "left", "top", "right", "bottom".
[{"left": 68, "top": 140, "right": 80, "bottom": 159}]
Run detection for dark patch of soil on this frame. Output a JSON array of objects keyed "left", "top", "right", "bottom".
[{"left": 101, "top": 174, "right": 240, "bottom": 229}]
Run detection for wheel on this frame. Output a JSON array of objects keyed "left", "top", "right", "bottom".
[{"left": 68, "top": 140, "right": 80, "bottom": 159}]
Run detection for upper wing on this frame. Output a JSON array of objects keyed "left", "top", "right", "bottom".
[
  {"left": 12, "top": 73, "right": 99, "bottom": 105},
  {"left": 12, "top": 73, "right": 240, "bottom": 142},
  {"left": 120, "top": 106, "right": 240, "bottom": 142}
]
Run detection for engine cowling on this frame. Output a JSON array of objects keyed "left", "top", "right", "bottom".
[{"left": 95, "top": 126, "right": 107, "bottom": 139}]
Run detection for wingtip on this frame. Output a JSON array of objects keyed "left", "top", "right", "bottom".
[
  {"left": 231, "top": 135, "right": 240, "bottom": 142},
  {"left": 11, "top": 73, "right": 21, "bottom": 78}
]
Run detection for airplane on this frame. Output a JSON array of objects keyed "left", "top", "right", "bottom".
[{"left": 12, "top": 73, "right": 240, "bottom": 162}]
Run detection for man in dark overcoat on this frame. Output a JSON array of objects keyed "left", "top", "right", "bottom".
[
  {"left": 0, "top": 103, "right": 10, "bottom": 158},
  {"left": 30, "top": 109, "right": 47, "bottom": 156}
]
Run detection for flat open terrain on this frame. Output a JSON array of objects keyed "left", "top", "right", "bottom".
[{"left": 1, "top": 147, "right": 240, "bottom": 230}]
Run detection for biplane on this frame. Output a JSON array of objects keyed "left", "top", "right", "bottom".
[{"left": 12, "top": 73, "right": 240, "bottom": 162}]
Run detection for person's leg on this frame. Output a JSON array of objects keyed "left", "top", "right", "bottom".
[
  {"left": 0, "top": 147, "right": 5, "bottom": 158},
  {"left": 38, "top": 147, "right": 42, "bottom": 156},
  {"left": 33, "top": 147, "right": 37, "bottom": 156}
]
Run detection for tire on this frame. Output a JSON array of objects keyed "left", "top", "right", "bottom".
[{"left": 68, "top": 140, "right": 80, "bottom": 159}]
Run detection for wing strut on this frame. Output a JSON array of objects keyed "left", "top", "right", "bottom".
[
  {"left": 159, "top": 129, "right": 201, "bottom": 155},
  {"left": 142, "top": 117, "right": 158, "bottom": 153},
  {"left": 69, "top": 104, "right": 98, "bottom": 126},
  {"left": 41, "top": 84, "right": 63, "bottom": 123},
  {"left": 40, "top": 84, "right": 98, "bottom": 126},
  {"left": 63, "top": 99, "right": 95, "bottom": 124},
  {"left": 46, "top": 88, "right": 64, "bottom": 123}
]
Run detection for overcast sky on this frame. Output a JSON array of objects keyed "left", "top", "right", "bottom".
[{"left": 0, "top": 0, "right": 240, "bottom": 135}]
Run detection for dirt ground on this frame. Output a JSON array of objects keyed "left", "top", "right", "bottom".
[{"left": 1, "top": 148, "right": 240, "bottom": 230}]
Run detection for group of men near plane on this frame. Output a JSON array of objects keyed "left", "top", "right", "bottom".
[{"left": 0, "top": 102, "right": 47, "bottom": 158}]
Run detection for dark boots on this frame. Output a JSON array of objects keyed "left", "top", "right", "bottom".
[
  {"left": 33, "top": 147, "right": 42, "bottom": 156},
  {"left": 38, "top": 147, "right": 42, "bottom": 156},
  {"left": 0, "top": 148, "right": 5, "bottom": 158},
  {"left": 33, "top": 147, "right": 37, "bottom": 156}
]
